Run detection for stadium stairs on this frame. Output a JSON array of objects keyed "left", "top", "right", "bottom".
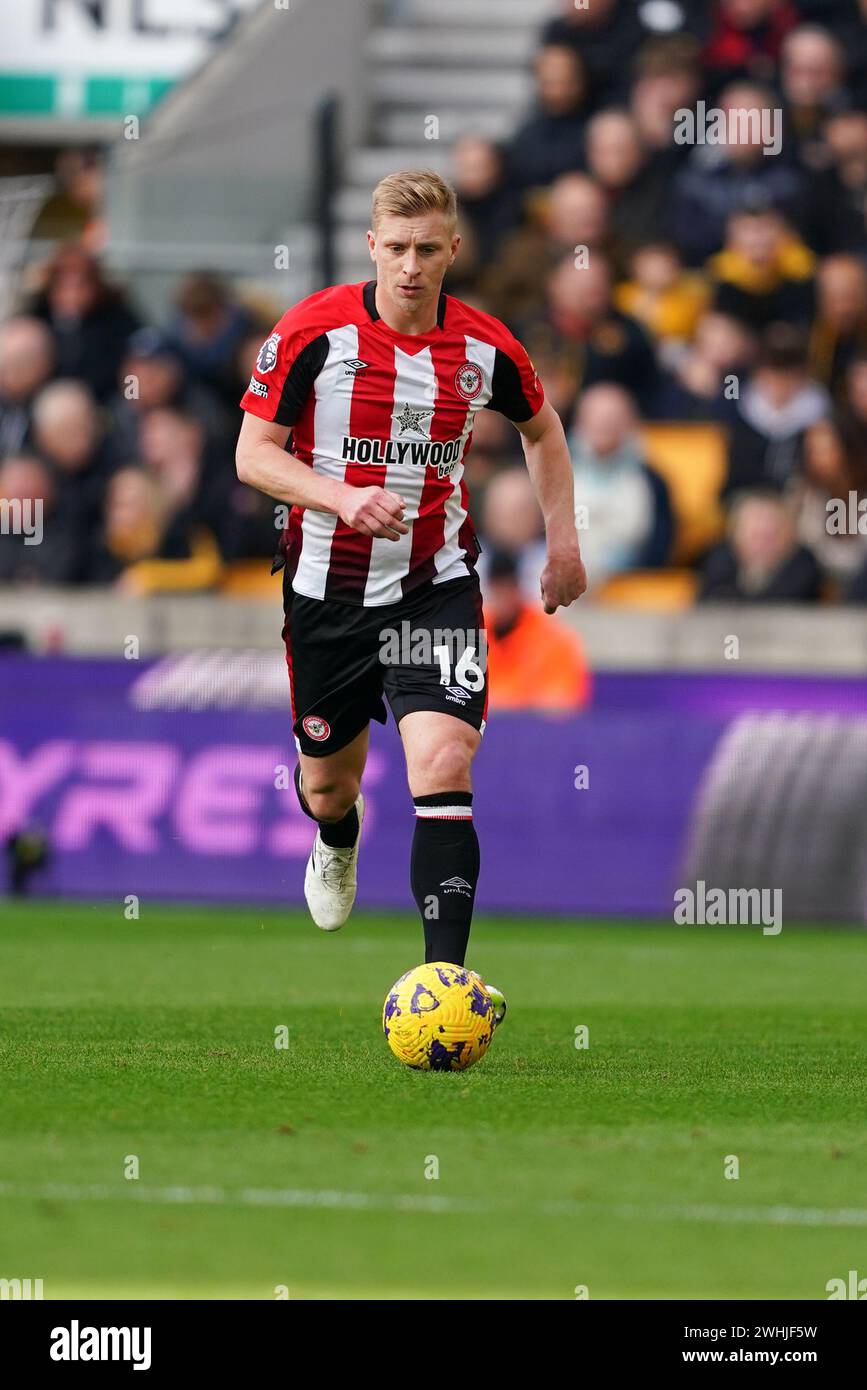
[{"left": 335, "top": 0, "right": 551, "bottom": 282}]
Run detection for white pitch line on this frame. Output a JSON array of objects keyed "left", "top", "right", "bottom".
[{"left": 0, "top": 1181, "right": 866, "bottom": 1228}]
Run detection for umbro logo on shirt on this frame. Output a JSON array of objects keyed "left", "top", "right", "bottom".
[{"left": 343, "top": 359, "right": 369, "bottom": 376}]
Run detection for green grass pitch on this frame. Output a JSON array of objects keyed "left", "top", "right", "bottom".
[{"left": 0, "top": 900, "right": 864, "bottom": 1300}]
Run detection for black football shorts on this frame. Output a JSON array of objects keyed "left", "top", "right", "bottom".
[{"left": 282, "top": 572, "right": 489, "bottom": 757}]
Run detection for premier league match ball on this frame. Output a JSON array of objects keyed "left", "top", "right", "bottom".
[{"left": 382, "top": 962, "right": 496, "bottom": 1071}]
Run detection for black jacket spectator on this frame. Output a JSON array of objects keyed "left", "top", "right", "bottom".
[
  {"left": 699, "top": 537, "right": 822, "bottom": 600},
  {"left": 29, "top": 244, "right": 139, "bottom": 403}
]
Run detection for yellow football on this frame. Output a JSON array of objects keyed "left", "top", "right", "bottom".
[{"left": 382, "top": 962, "right": 495, "bottom": 1071}]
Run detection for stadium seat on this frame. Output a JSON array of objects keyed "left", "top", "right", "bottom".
[
  {"left": 219, "top": 561, "right": 281, "bottom": 598},
  {"left": 595, "top": 569, "right": 699, "bottom": 611},
  {"left": 640, "top": 424, "right": 728, "bottom": 564}
]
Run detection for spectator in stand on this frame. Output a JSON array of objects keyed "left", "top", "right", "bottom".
[
  {"left": 0, "top": 453, "right": 84, "bottom": 585},
  {"left": 845, "top": 0, "right": 867, "bottom": 106},
  {"left": 823, "top": 110, "right": 867, "bottom": 251},
  {"left": 698, "top": 489, "right": 822, "bottom": 600},
  {"left": 31, "top": 380, "right": 118, "bottom": 535},
  {"left": 137, "top": 407, "right": 228, "bottom": 545},
  {"left": 615, "top": 240, "right": 710, "bottom": 363},
  {"left": 166, "top": 271, "right": 253, "bottom": 416},
  {"left": 567, "top": 383, "right": 673, "bottom": 588},
  {"left": 462, "top": 407, "right": 523, "bottom": 517},
  {"left": 482, "top": 548, "right": 591, "bottom": 712},
  {"left": 34, "top": 148, "right": 107, "bottom": 254},
  {"left": 527, "top": 254, "right": 660, "bottom": 412},
  {"left": 843, "top": 350, "right": 867, "bottom": 444},
  {"left": 669, "top": 81, "right": 808, "bottom": 265},
  {"left": 506, "top": 44, "right": 589, "bottom": 192},
  {"left": 449, "top": 136, "right": 524, "bottom": 287},
  {"left": 700, "top": 0, "right": 800, "bottom": 96},
  {"left": 481, "top": 173, "right": 610, "bottom": 327},
  {"left": 109, "top": 326, "right": 231, "bottom": 466},
  {"left": 86, "top": 465, "right": 222, "bottom": 593},
  {"left": 809, "top": 254, "right": 867, "bottom": 399},
  {"left": 584, "top": 109, "right": 671, "bottom": 262},
  {"left": 28, "top": 245, "right": 139, "bottom": 403},
  {"left": 654, "top": 309, "right": 756, "bottom": 419},
  {"left": 540, "top": 0, "right": 684, "bottom": 109},
  {"left": 630, "top": 34, "right": 704, "bottom": 177},
  {"left": 792, "top": 415, "right": 867, "bottom": 588},
  {"left": 780, "top": 25, "right": 850, "bottom": 167},
  {"left": 0, "top": 317, "right": 55, "bottom": 459},
  {"left": 725, "top": 324, "right": 831, "bottom": 493},
  {"left": 708, "top": 205, "right": 816, "bottom": 330},
  {"left": 477, "top": 466, "right": 547, "bottom": 600}
]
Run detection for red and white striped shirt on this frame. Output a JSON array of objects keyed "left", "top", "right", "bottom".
[{"left": 239, "top": 280, "right": 544, "bottom": 607}]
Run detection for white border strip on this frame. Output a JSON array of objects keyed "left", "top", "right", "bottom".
[{"left": 1, "top": 1182, "right": 865, "bottom": 1228}]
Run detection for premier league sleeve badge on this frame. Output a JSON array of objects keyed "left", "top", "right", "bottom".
[{"left": 256, "top": 332, "right": 281, "bottom": 373}]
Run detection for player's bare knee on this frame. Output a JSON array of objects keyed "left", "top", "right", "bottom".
[
  {"left": 304, "top": 778, "right": 359, "bottom": 823},
  {"left": 421, "top": 740, "right": 474, "bottom": 793}
]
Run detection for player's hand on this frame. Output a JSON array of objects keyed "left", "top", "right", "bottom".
[
  {"left": 338, "top": 486, "right": 409, "bottom": 541},
  {"left": 540, "top": 544, "right": 587, "bottom": 613}
]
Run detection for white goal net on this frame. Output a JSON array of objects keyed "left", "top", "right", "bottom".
[{"left": 0, "top": 175, "right": 56, "bottom": 322}]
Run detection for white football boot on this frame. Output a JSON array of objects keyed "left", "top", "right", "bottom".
[
  {"left": 469, "top": 970, "right": 507, "bottom": 1028},
  {"left": 304, "top": 793, "right": 365, "bottom": 932}
]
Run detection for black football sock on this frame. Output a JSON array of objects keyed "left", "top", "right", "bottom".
[
  {"left": 411, "top": 792, "right": 479, "bottom": 967},
  {"left": 294, "top": 763, "right": 359, "bottom": 849}
]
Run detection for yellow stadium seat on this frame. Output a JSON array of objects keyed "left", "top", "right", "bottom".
[
  {"left": 640, "top": 423, "right": 728, "bottom": 563},
  {"left": 220, "top": 560, "right": 281, "bottom": 598},
  {"left": 596, "top": 569, "right": 699, "bottom": 611}
]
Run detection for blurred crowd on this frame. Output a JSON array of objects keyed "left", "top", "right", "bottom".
[
  {"left": 454, "top": 0, "right": 867, "bottom": 607},
  {"left": 1, "top": 0, "right": 867, "bottom": 613}
]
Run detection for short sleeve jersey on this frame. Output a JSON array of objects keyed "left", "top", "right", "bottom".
[{"left": 240, "top": 280, "right": 544, "bottom": 606}]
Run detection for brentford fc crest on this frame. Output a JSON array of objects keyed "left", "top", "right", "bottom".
[
  {"left": 302, "top": 715, "right": 331, "bottom": 742},
  {"left": 455, "top": 362, "right": 484, "bottom": 400},
  {"left": 256, "top": 332, "right": 280, "bottom": 373}
]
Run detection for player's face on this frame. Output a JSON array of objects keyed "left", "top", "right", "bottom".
[{"left": 368, "top": 213, "right": 460, "bottom": 324}]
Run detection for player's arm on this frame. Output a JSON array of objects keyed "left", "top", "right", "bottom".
[
  {"left": 514, "top": 400, "right": 587, "bottom": 613},
  {"left": 235, "top": 412, "right": 408, "bottom": 541}
]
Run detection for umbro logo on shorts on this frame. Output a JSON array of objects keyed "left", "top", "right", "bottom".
[{"left": 444, "top": 686, "right": 469, "bottom": 703}]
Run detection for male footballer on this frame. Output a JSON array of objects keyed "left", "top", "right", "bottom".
[{"left": 236, "top": 170, "right": 586, "bottom": 1016}]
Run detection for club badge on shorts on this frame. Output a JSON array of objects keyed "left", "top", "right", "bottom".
[
  {"left": 455, "top": 362, "right": 484, "bottom": 400},
  {"left": 302, "top": 715, "right": 331, "bottom": 742}
]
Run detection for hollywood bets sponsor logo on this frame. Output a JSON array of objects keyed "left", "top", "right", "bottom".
[
  {"left": 340, "top": 433, "right": 466, "bottom": 480},
  {"left": 302, "top": 715, "right": 331, "bottom": 743},
  {"left": 455, "top": 362, "right": 484, "bottom": 400}
]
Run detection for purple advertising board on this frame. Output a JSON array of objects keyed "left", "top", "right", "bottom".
[{"left": 2, "top": 654, "right": 867, "bottom": 917}]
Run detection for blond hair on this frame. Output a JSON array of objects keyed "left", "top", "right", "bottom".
[{"left": 372, "top": 169, "right": 458, "bottom": 229}]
